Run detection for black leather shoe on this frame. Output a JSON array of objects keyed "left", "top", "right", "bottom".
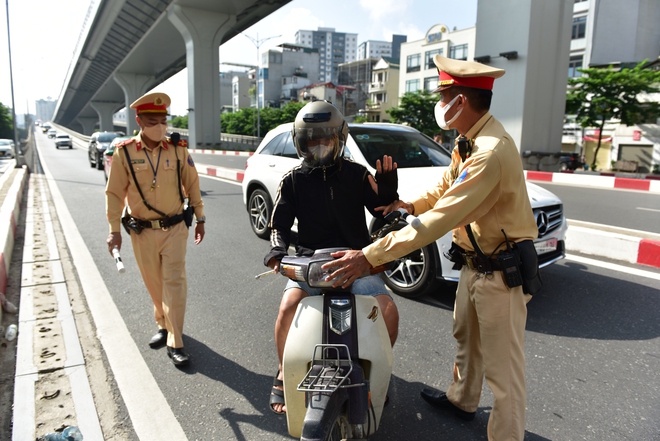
[
  {"left": 167, "top": 346, "right": 190, "bottom": 367},
  {"left": 148, "top": 329, "right": 168, "bottom": 348},
  {"left": 420, "top": 388, "right": 476, "bottom": 421}
]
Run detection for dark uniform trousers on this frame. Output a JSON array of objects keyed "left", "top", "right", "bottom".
[
  {"left": 130, "top": 221, "right": 188, "bottom": 348},
  {"left": 447, "top": 266, "right": 531, "bottom": 441}
]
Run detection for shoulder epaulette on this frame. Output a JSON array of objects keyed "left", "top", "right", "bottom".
[
  {"left": 115, "top": 138, "right": 136, "bottom": 149},
  {"left": 166, "top": 137, "right": 188, "bottom": 148}
]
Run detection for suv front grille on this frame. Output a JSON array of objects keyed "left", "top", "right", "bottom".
[{"left": 533, "top": 204, "right": 563, "bottom": 239}]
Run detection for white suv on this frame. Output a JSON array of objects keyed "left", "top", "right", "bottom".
[{"left": 242, "top": 122, "right": 567, "bottom": 298}]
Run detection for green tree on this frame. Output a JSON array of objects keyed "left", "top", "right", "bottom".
[
  {"left": 220, "top": 101, "right": 305, "bottom": 136},
  {"left": 386, "top": 90, "right": 439, "bottom": 137},
  {"left": 566, "top": 61, "right": 660, "bottom": 170},
  {"left": 0, "top": 102, "right": 13, "bottom": 139},
  {"left": 170, "top": 115, "right": 188, "bottom": 129}
]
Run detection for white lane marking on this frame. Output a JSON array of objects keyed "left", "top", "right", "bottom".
[
  {"left": 637, "top": 207, "right": 660, "bottom": 213},
  {"left": 565, "top": 254, "right": 660, "bottom": 281},
  {"left": 37, "top": 140, "right": 189, "bottom": 440}
]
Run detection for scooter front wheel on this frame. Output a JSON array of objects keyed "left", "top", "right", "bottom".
[
  {"left": 300, "top": 391, "right": 352, "bottom": 441},
  {"left": 300, "top": 367, "right": 352, "bottom": 441}
]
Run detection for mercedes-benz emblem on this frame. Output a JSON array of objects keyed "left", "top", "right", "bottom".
[{"left": 536, "top": 211, "right": 549, "bottom": 236}]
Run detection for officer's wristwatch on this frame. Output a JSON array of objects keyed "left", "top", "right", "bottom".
[{"left": 196, "top": 216, "right": 206, "bottom": 224}]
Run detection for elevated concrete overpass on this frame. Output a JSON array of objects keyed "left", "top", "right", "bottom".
[{"left": 53, "top": 0, "right": 291, "bottom": 148}]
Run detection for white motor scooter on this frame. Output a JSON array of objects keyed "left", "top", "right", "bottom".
[{"left": 279, "top": 210, "right": 418, "bottom": 440}]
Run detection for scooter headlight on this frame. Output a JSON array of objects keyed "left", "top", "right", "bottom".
[{"left": 307, "top": 260, "right": 340, "bottom": 288}]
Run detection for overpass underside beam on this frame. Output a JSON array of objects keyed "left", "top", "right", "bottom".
[
  {"left": 77, "top": 117, "right": 98, "bottom": 136},
  {"left": 114, "top": 73, "right": 154, "bottom": 136},
  {"left": 91, "top": 102, "right": 122, "bottom": 133},
  {"left": 168, "top": 5, "right": 236, "bottom": 149}
]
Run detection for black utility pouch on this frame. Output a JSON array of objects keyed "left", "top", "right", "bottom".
[
  {"left": 515, "top": 240, "right": 543, "bottom": 295},
  {"left": 121, "top": 207, "right": 142, "bottom": 235},
  {"left": 443, "top": 242, "right": 465, "bottom": 270},
  {"left": 498, "top": 250, "right": 523, "bottom": 288},
  {"left": 183, "top": 203, "right": 194, "bottom": 228}
]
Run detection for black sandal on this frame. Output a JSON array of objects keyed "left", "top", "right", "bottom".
[{"left": 269, "top": 371, "right": 285, "bottom": 415}]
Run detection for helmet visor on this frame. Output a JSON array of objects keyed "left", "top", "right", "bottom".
[{"left": 293, "top": 126, "right": 345, "bottom": 155}]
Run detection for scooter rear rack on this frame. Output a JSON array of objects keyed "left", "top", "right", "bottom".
[{"left": 297, "top": 344, "right": 365, "bottom": 392}]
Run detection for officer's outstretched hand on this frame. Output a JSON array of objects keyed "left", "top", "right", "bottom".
[
  {"left": 322, "top": 250, "right": 372, "bottom": 289},
  {"left": 194, "top": 222, "right": 205, "bottom": 245},
  {"left": 376, "top": 200, "right": 414, "bottom": 216},
  {"left": 107, "top": 232, "right": 122, "bottom": 256}
]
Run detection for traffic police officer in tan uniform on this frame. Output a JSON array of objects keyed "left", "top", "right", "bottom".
[
  {"left": 323, "top": 55, "right": 538, "bottom": 440},
  {"left": 105, "top": 92, "right": 205, "bottom": 367}
]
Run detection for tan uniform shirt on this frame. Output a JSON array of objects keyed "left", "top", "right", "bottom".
[
  {"left": 364, "top": 112, "right": 537, "bottom": 266},
  {"left": 105, "top": 133, "right": 205, "bottom": 233}
]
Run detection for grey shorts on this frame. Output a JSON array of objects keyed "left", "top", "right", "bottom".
[{"left": 284, "top": 274, "right": 391, "bottom": 298}]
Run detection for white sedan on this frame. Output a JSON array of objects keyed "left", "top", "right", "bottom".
[{"left": 242, "top": 122, "right": 567, "bottom": 298}]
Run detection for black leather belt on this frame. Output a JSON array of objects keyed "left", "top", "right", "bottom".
[
  {"left": 134, "top": 213, "right": 185, "bottom": 230},
  {"left": 461, "top": 253, "right": 502, "bottom": 273}
]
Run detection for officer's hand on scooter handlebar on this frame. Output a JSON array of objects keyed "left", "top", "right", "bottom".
[
  {"left": 322, "top": 250, "right": 372, "bottom": 289},
  {"left": 376, "top": 199, "right": 414, "bottom": 217}
]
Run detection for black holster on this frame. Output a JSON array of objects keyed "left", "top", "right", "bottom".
[
  {"left": 513, "top": 240, "right": 543, "bottom": 295},
  {"left": 183, "top": 204, "right": 193, "bottom": 228},
  {"left": 443, "top": 242, "right": 465, "bottom": 270},
  {"left": 121, "top": 207, "right": 143, "bottom": 235}
]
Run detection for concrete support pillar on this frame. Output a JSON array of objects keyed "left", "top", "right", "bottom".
[
  {"left": 168, "top": 5, "right": 235, "bottom": 148},
  {"left": 476, "top": 0, "right": 573, "bottom": 170},
  {"left": 113, "top": 73, "right": 153, "bottom": 136},
  {"left": 90, "top": 102, "right": 121, "bottom": 133},
  {"left": 77, "top": 117, "right": 97, "bottom": 136}
]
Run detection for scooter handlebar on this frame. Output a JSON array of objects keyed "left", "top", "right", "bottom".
[{"left": 396, "top": 208, "right": 421, "bottom": 229}]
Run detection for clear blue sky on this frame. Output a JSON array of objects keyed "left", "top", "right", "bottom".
[{"left": 0, "top": 0, "right": 477, "bottom": 116}]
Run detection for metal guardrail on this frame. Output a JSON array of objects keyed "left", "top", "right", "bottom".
[{"left": 50, "top": 122, "right": 263, "bottom": 152}]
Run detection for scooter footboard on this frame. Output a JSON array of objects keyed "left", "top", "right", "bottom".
[{"left": 283, "top": 295, "right": 392, "bottom": 438}]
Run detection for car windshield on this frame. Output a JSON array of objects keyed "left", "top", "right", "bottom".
[
  {"left": 349, "top": 125, "right": 452, "bottom": 169},
  {"left": 0, "top": 140, "right": 11, "bottom": 145},
  {"left": 56, "top": 135, "right": 69, "bottom": 139},
  {"left": 98, "top": 133, "right": 118, "bottom": 142}
]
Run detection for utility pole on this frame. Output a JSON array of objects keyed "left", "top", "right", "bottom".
[
  {"left": 242, "top": 32, "right": 280, "bottom": 138},
  {"left": 5, "top": 0, "right": 18, "bottom": 159}
]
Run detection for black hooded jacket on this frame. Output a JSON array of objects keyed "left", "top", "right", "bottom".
[{"left": 264, "top": 158, "right": 398, "bottom": 266}]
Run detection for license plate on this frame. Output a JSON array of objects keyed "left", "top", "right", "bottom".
[{"left": 534, "top": 238, "right": 557, "bottom": 254}]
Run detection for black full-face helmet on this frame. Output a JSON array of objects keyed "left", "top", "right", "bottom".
[{"left": 292, "top": 100, "right": 348, "bottom": 167}]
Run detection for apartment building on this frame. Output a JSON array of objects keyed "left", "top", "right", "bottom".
[
  {"left": 363, "top": 57, "right": 400, "bottom": 122},
  {"left": 258, "top": 43, "right": 320, "bottom": 108},
  {"left": 337, "top": 58, "right": 380, "bottom": 117},
  {"left": 295, "top": 27, "right": 358, "bottom": 83},
  {"left": 357, "top": 35, "right": 407, "bottom": 61},
  {"left": 398, "top": 24, "right": 476, "bottom": 97},
  {"left": 566, "top": 0, "right": 660, "bottom": 172}
]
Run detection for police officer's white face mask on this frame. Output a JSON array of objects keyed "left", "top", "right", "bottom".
[
  {"left": 434, "top": 95, "right": 463, "bottom": 130},
  {"left": 142, "top": 123, "right": 168, "bottom": 142}
]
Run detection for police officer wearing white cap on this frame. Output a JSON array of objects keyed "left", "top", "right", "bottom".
[
  {"left": 323, "top": 55, "right": 538, "bottom": 440},
  {"left": 105, "top": 91, "right": 205, "bottom": 367}
]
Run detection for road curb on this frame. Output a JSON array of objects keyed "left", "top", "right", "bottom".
[
  {"left": 525, "top": 170, "right": 660, "bottom": 193},
  {"left": 565, "top": 221, "right": 660, "bottom": 268},
  {"left": 0, "top": 164, "right": 28, "bottom": 295}
]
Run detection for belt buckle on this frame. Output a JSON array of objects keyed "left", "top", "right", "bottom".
[{"left": 150, "top": 220, "right": 161, "bottom": 230}]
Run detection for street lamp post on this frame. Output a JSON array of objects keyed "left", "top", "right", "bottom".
[
  {"left": 242, "top": 32, "right": 280, "bottom": 138},
  {"left": 5, "top": 0, "right": 19, "bottom": 159}
]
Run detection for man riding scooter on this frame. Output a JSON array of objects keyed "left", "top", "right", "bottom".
[{"left": 264, "top": 100, "right": 400, "bottom": 414}]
